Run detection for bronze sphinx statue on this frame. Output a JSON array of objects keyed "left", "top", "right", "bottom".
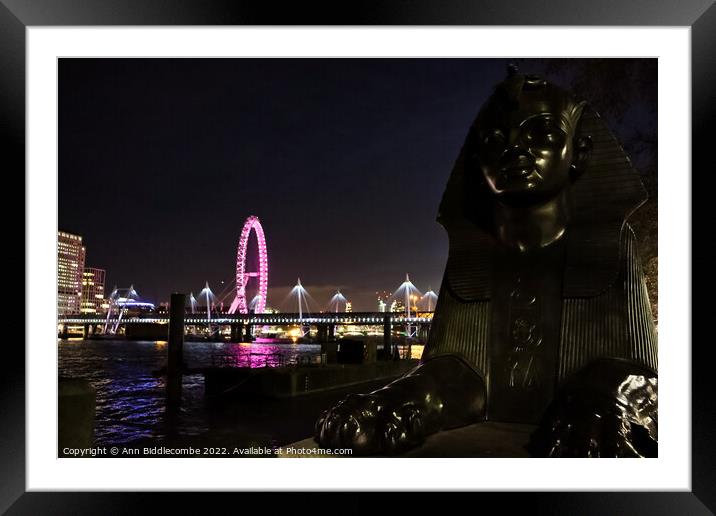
[{"left": 314, "top": 67, "right": 658, "bottom": 457}]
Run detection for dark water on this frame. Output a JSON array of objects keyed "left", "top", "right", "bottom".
[{"left": 58, "top": 339, "right": 321, "bottom": 447}]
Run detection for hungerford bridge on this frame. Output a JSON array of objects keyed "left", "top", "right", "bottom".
[{"left": 58, "top": 312, "right": 433, "bottom": 342}]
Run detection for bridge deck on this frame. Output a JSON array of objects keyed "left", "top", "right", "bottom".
[{"left": 59, "top": 312, "right": 434, "bottom": 325}]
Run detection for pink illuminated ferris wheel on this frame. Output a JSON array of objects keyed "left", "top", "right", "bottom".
[{"left": 228, "top": 215, "right": 268, "bottom": 314}]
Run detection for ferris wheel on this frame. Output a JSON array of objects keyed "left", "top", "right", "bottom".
[{"left": 228, "top": 215, "right": 269, "bottom": 314}]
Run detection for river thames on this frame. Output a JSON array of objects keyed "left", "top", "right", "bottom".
[
  {"left": 59, "top": 339, "right": 322, "bottom": 447},
  {"left": 59, "top": 338, "right": 421, "bottom": 452}
]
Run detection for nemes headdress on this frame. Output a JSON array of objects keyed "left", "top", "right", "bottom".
[{"left": 437, "top": 67, "right": 647, "bottom": 299}]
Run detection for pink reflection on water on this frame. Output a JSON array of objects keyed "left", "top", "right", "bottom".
[{"left": 214, "top": 341, "right": 319, "bottom": 369}]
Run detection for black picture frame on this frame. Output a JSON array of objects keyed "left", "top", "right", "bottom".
[{"left": 4, "top": 0, "right": 711, "bottom": 512}]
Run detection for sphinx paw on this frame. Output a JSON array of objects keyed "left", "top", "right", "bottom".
[
  {"left": 531, "top": 399, "right": 649, "bottom": 458},
  {"left": 314, "top": 393, "right": 426, "bottom": 455}
]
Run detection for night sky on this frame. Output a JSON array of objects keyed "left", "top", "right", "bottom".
[{"left": 59, "top": 58, "right": 655, "bottom": 311}]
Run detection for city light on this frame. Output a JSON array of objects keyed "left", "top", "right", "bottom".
[
  {"left": 199, "top": 281, "right": 216, "bottom": 322},
  {"left": 328, "top": 290, "right": 348, "bottom": 312},
  {"left": 392, "top": 273, "right": 423, "bottom": 319},
  {"left": 289, "top": 278, "right": 311, "bottom": 319},
  {"left": 421, "top": 289, "right": 438, "bottom": 311}
]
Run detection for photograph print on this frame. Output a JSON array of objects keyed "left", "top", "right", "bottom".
[{"left": 57, "top": 57, "right": 658, "bottom": 459}]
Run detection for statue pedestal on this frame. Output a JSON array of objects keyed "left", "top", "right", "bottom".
[{"left": 278, "top": 422, "right": 536, "bottom": 458}]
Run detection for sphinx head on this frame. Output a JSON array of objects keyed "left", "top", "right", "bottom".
[{"left": 471, "top": 66, "right": 592, "bottom": 206}]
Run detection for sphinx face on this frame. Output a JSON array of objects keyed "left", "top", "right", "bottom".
[{"left": 475, "top": 90, "right": 580, "bottom": 204}]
